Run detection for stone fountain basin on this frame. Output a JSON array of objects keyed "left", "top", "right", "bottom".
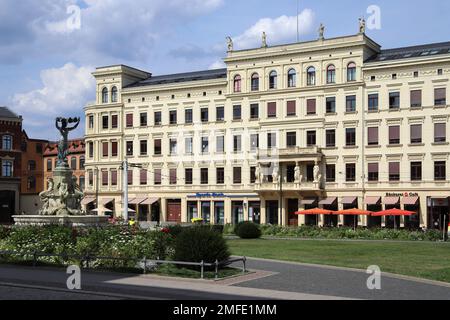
[{"left": 13, "top": 215, "right": 109, "bottom": 227}]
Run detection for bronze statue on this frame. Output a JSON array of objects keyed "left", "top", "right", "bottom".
[{"left": 56, "top": 117, "right": 80, "bottom": 167}]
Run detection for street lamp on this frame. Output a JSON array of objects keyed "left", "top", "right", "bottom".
[{"left": 120, "top": 160, "right": 144, "bottom": 222}]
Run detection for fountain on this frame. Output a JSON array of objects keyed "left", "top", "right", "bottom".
[{"left": 13, "top": 117, "right": 109, "bottom": 227}]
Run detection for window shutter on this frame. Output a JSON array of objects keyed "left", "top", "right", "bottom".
[
  {"left": 389, "top": 162, "right": 400, "bottom": 175},
  {"left": 102, "top": 142, "right": 108, "bottom": 157},
  {"left": 126, "top": 114, "right": 133, "bottom": 127},
  {"left": 368, "top": 163, "right": 379, "bottom": 173},
  {"left": 307, "top": 99, "right": 316, "bottom": 114},
  {"left": 389, "top": 126, "right": 400, "bottom": 141},
  {"left": 411, "top": 125, "right": 422, "bottom": 141},
  {"left": 111, "top": 170, "right": 117, "bottom": 185},
  {"left": 287, "top": 101, "right": 296, "bottom": 115},
  {"left": 435, "top": 123, "right": 446, "bottom": 140},
  {"left": 435, "top": 88, "right": 446, "bottom": 101},
  {"left": 267, "top": 102, "right": 277, "bottom": 117},
  {"left": 140, "top": 170, "right": 147, "bottom": 184},
  {"left": 127, "top": 170, "right": 133, "bottom": 185},
  {"left": 368, "top": 127, "right": 379, "bottom": 144},
  {"left": 410, "top": 90, "right": 422, "bottom": 106}
]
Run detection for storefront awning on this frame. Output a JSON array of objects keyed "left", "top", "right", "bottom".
[
  {"left": 384, "top": 197, "right": 400, "bottom": 206},
  {"left": 81, "top": 196, "right": 96, "bottom": 206},
  {"left": 365, "top": 196, "right": 381, "bottom": 205},
  {"left": 129, "top": 197, "right": 147, "bottom": 205},
  {"left": 301, "top": 198, "right": 317, "bottom": 205},
  {"left": 319, "top": 197, "right": 337, "bottom": 206},
  {"left": 403, "top": 197, "right": 419, "bottom": 206},
  {"left": 101, "top": 198, "right": 114, "bottom": 206},
  {"left": 341, "top": 197, "right": 357, "bottom": 205},
  {"left": 141, "top": 197, "right": 160, "bottom": 205}
]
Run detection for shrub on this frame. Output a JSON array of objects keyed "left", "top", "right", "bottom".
[
  {"left": 211, "top": 224, "right": 224, "bottom": 234},
  {"left": 223, "top": 224, "right": 235, "bottom": 235},
  {"left": 235, "top": 222, "right": 262, "bottom": 239},
  {"left": 0, "top": 226, "right": 11, "bottom": 240},
  {"left": 166, "top": 225, "right": 186, "bottom": 238},
  {"left": 173, "top": 226, "right": 230, "bottom": 265}
]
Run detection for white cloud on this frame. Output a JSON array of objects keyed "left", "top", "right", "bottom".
[
  {"left": 232, "top": 9, "right": 315, "bottom": 50},
  {"left": 208, "top": 60, "right": 226, "bottom": 69}
]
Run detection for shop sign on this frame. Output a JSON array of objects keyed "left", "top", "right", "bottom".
[
  {"left": 386, "top": 192, "right": 419, "bottom": 197},
  {"left": 194, "top": 193, "right": 225, "bottom": 198}
]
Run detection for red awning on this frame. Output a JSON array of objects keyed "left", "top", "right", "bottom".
[
  {"left": 341, "top": 197, "right": 357, "bottom": 205},
  {"left": 384, "top": 197, "right": 400, "bottom": 206},
  {"left": 403, "top": 197, "right": 419, "bottom": 206},
  {"left": 372, "top": 208, "right": 415, "bottom": 217},
  {"left": 334, "top": 208, "right": 372, "bottom": 216},
  {"left": 141, "top": 197, "right": 160, "bottom": 205},
  {"left": 319, "top": 197, "right": 337, "bottom": 206},
  {"left": 129, "top": 197, "right": 147, "bottom": 205},
  {"left": 365, "top": 196, "right": 381, "bottom": 205},
  {"left": 295, "top": 208, "right": 335, "bottom": 215}
]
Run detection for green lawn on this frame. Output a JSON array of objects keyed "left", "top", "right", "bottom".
[{"left": 228, "top": 239, "right": 450, "bottom": 283}]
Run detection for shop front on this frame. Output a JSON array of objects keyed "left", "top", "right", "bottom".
[
  {"left": 428, "top": 197, "right": 449, "bottom": 232},
  {"left": 342, "top": 197, "right": 358, "bottom": 227}
]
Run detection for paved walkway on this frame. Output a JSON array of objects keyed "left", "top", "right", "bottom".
[{"left": 231, "top": 257, "right": 450, "bottom": 300}]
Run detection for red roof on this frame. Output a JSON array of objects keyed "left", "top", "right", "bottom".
[{"left": 44, "top": 139, "right": 85, "bottom": 156}]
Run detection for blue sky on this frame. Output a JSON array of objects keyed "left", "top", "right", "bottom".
[{"left": 0, "top": 0, "right": 449, "bottom": 140}]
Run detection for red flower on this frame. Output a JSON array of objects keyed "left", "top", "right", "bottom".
[{"left": 161, "top": 228, "right": 170, "bottom": 234}]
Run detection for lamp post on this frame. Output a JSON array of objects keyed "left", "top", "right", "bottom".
[{"left": 121, "top": 160, "right": 143, "bottom": 223}]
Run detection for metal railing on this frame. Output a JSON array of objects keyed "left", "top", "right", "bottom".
[{"left": 0, "top": 250, "right": 247, "bottom": 280}]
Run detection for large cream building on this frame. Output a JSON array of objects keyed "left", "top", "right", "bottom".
[{"left": 84, "top": 30, "right": 450, "bottom": 231}]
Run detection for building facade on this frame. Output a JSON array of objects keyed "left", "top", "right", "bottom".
[
  {"left": 0, "top": 107, "right": 22, "bottom": 223},
  {"left": 84, "top": 32, "right": 450, "bottom": 231}
]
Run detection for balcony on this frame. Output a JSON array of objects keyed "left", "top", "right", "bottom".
[
  {"left": 255, "top": 180, "right": 322, "bottom": 192},
  {"left": 257, "top": 146, "right": 323, "bottom": 163}
]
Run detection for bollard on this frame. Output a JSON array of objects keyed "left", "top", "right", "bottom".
[
  {"left": 214, "top": 260, "right": 219, "bottom": 280},
  {"left": 243, "top": 256, "right": 247, "bottom": 273},
  {"left": 200, "top": 260, "right": 204, "bottom": 279}
]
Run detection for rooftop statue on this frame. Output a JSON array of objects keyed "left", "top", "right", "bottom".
[
  {"left": 226, "top": 36, "right": 233, "bottom": 52},
  {"left": 359, "top": 18, "right": 366, "bottom": 34},
  {"left": 318, "top": 23, "right": 325, "bottom": 40}
]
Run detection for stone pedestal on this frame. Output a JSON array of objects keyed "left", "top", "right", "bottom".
[{"left": 13, "top": 215, "right": 109, "bottom": 227}]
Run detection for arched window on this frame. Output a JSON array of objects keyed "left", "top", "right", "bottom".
[
  {"left": 327, "top": 65, "right": 336, "bottom": 84},
  {"left": 233, "top": 75, "right": 242, "bottom": 93},
  {"left": 70, "top": 157, "right": 77, "bottom": 170},
  {"left": 307, "top": 67, "right": 316, "bottom": 86},
  {"left": 251, "top": 73, "right": 259, "bottom": 91},
  {"left": 111, "top": 86, "right": 118, "bottom": 103},
  {"left": 2, "top": 135, "right": 12, "bottom": 150},
  {"left": 102, "top": 87, "right": 108, "bottom": 104},
  {"left": 79, "top": 156, "right": 85, "bottom": 170},
  {"left": 347, "top": 62, "right": 357, "bottom": 82},
  {"left": 269, "top": 71, "right": 277, "bottom": 89},
  {"left": 2, "top": 160, "right": 13, "bottom": 177},
  {"left": 287, "top": 69, "right": 296, "bottom": 87}
]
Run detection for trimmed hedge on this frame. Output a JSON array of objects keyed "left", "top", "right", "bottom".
[{"left": 234, "top": 222, "right": 262, "bottom": 239}]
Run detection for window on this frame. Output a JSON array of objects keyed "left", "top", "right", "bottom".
[
  {"left": 414, "top": 71, "right": 419, "bottom": 78},
  {"left": 201, "top": 168, "right": 209, "bottom": 184},
  {"left": 88, "top": 115, "right": 94, "bottom": 129},
  {"left": 102, "top": 87, "right": 108, "bottom": 104},
  {"left": 250, "top": 134, "right": 259, "bottom": 151},
  {"left": 389, "top": 92, "right": 400, "bottom": 109},
  {"left": 233, "top": 135, "right": 242, "bottom": 152},
  {"left": 267, "top": 102, "right": 277, "bottom": 118},
  {"left": 346, "top": 128, "right": 356, "bottom": 146},
  {"left": 111, "top": 115, "right": 118, "bottom": 129},
  {"left": 287, "top": 101, "right": 296, "bottom": 116},
  {"left": 88, "top": 142, "right": 94, "bottom": 158},
  {"left": 307, "top": 67, "right": 316, "bottom": 85},
  {"left": 111, "top": 86, "right": 118, "bottom": 103},
  {"left": 216, "top": 168, "right": 224, "bottom": 184},
  {"left": 170, "top": 139, "right": 177, "bottom": 155},
  {"left": 216, "top": 136, "right": 224, "bottom": 153},
  {"left": 233, "top": 167, "right": 242, "bottom": 184},
  {"left": 250, "top": 167, "right": 256, "bottom": 184},
  {"left": 251, "top": 73, "right": 259, "bottom": 91},
  {"left": 389, "top": 126, "right": 400, "bottom": 145},
  {"left": 411, "top": 162, "right": 422, "bottom": 181},
  {"left": 326, "top": 129, "right": 336, "bottom": 147},
  {"left": 233, "top": 105, "right": 242, "bottom": 120},
  {"left": 2, "top": 135, "right": 12, "bottom": 150},
  {"left": 326, "top": 165, "right": 336, "bottom": 182},
  {"left": 286, "top": 132, "right": 296, "bottom": 147},
  {"left": 140, "top": 169, "right": 148, "bottom": 185},
  {"left": 326, "top": 97, "right": 336, "bottom": 113},
  {"left": 389, "top": 162, "right": 400, "bottom": 181},
  {"left": 106, "top": 170, "right": 115, "bottom": 186},
  {"left": 201, "top": 137, "right": 209, "bottom": 154},
  {"left": 435, "top": 88, "right": 447, "bottom": 106},
  {"left": 287, "top": 69, "right": 296, "bottom": 87},
  {"left": 126, "top": 141, "right": 133, "bottom": 156},
  {"left": 36, "top": 143, "right": 42, "bottom": 154},
  {"left": 306, "top": 131, "right": 316, "bottom": 147},
  {"left": 126, "top": 114, "right": 133, "bottom": 128},
  {"left": 269, "top": 71, "right": 277, "bottom": 89},
  {"left": 79, "top": 176, "right": 85, "bottom": 191},
  {"left": 154, "top": 111, "right": 162, "bottom": 126},
  {"left": 185, "top": 137, "right": 193, "bottom": 154},
  {"left": 46, "top": 159, "right": 52, "bottom": 172},
  {"left": 109, "top": 141, "right": 117, "bottom": 157},
  {"left": 201, "top": 108, "right": 209, "bottom": 122},
  {"left": 346, "top": 95, "right": 356, "bottom": 112},
  {"left": 368, "top": 127, "right": 379, "bottom": 146},
  {"left": 169, "top": 169, "right": 177, "bottom": 185},
  {"left": 434, "top": 123, "right": 446, "bottom": 143},
  {"left": 154, "top": 139, "right": 162, "bottom": 155},
  {"left": 346, "top": 163, "right": 356, "bottom": 182},
  {"left": 267, "top": 133, "right": 276, "bottom": 148},
  {"left": 102, "top": 142, "right": 108, "bottom": 157},
  {"left": 368, "top": 94, "right": 379, "bottom": 111},
  {"left": 392, "top": 73, "right": 397, "bottom": 80},
  {"left": 102, "top": 171, "right": 109, "bottom": 186},
  {"left": 370, "top": 76, "right": 376, "bottom": 81},
  {"left": 102, "top": 116, "right": 109, "bottom": 130},
  {"left": 368, "top": 163, "right": 379, "bottom": 182},
  {"left": 326, "top": 65, "right": 336, "bottom": 84},
  {"left": 28, "top": 160, "right": 36, "bottom": 171},
  {"left": 438, "top": 68, "right": 443, "bottom": 75},
  {"left": 140, "top": 140, "right": 148, "bottom": 156},
  {"left": 250, "top": 103, "right": 259, "bottom": 119},
  {"left": 79, "top": 156, "right": 85, "bottom": 169},
  {"left": 347, "top": 62, "right": 356, "bottom": 81},
  {"left": 128, "top": 170, "right": 133, "bottom": 185},
  {"left": 154, "top": 169, "right": 162, "bottom": 185},
  {"left": 185, "top": 169, "right": 193, "bottom": 185},
  {"left": 185, "top": 109, "right": 193, "bottom": 124},
  {"left": 434, "top": 161, "right": 446, "bottom": 181},
  {"left": 70, "top": 157, "right": 77, "bottom": 170},
  {"left": 138, "top": 113, "right": 147, "bottom": 127},
  {"left": 410, "top": 124, "right": 422, "bottom": 144},
  {"left": 216, "top": 106, "right": 224, "bottom": 122},
  {"left": 233, "top": 75, "right": 241, "bottom": 93},
  {"left": 88, "top": 171, "right": 94, "bottom": 186},
  {"left": 169, "top": 110, "right": 177, "bottom": 125},
  {"left": 306, "top": 99, "right": 316, "bottom": 115},
  {"left": 410, "top": 90, "right": 422, "bottom": 108}
]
